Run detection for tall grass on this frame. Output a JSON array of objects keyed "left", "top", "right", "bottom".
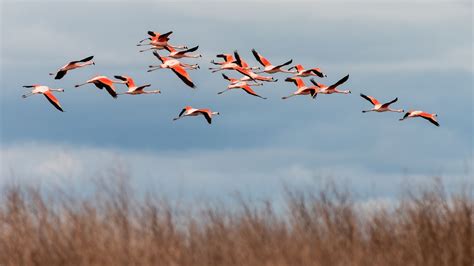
[{"left": 0, "top": 176, "right": 472, "bottom": 266}]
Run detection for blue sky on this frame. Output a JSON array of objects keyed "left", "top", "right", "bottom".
[{"left": 1, "top": 1, "right": 472, "bottom": 202}]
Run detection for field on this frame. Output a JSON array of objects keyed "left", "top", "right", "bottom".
[{"left": 0, "top": 176, "right": 472, "bottom": 266}]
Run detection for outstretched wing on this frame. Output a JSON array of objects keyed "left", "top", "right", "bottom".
[
  {"left": 360, "top": 93, "right": 380, "bottom": 106},
  {"left": 305, "top": 68, "right": 324, "bottom": 78},
  {"left": 285, "top": 77, "right": 305, "bottom": 88},
  {"left": 100, "top": 82, "right": 117, "bottom": 98},
  {"left": 401, "top": 112, "right": 410, "bottom": 120},
  {"left": 251, "top": 49, "right": 271, "bottom": 67},
  {"left": 419, "top": 113, "right": 439, "bottom": 127},
  {"left": 241, "top": 85, "right": 266, "bottom": 99},
  {"left": 54, "top": 70, "right": 68, "bottom": 80},
  {"left": 114, "top": 75, "right": 128, "bottom": 81},
  {"left": 152, "top": 51, "right": 165, "bottom": 63},
  {"left": 178, "top": 108, "right": 186, "bottom": 118},
  {"left": 175, "top": 45, "right": 198, "bottom": 56},
  {"left": 43, "top": 90, "right": 64, "bottom": 112},
  {"left": 197, "top": 110, "right": 212, "bottom": 124},
  {"left": 309, "top": 78, "right": 321, "bottom": 87},
  {"left": 158, "top": 31, "right": 173, "bottom": 41},
  {"left": 184, "top": 45, "right": 199, "bottom": 53},
  {"left": 381, "top": 97, "right": 398, "bottom": 108},
  {"left": 221, "top": 73, "right": 231, "bottom": 81},
  {"left": 171, "top": 65, "right": 195, "bottom": 88},
  {"left": 233, "top": 50, "right": 243, "bottom": 67},
  {"left": 134, "top": 84, "right": 151, "bottom": 92},
  {"left": 234, "top": 67, "right": 257, "bottom": 82},
  {"left": 274, "top": 59, "right": 293, "bottom": 70},
  {"left": 329, "top": 74, "right": 349, "bottom": 90},
  {"left": 216, "top": 54, "right": 233, "bottom": 62},
  {"left": 69, "top": 55, "right": 94, "bottom": 65}
]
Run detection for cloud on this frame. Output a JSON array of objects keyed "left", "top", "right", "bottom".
[{"left": 1, "top": 142, "right": 471, "bottom": 202}]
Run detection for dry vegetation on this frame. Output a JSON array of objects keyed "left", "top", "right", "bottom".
[{"left": 0, "top": 176, "right": 472, "bottom": 266}]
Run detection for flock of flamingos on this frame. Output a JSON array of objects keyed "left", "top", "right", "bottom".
[{"left": 22, "top": 30, "right": 439, "bottom": 126}]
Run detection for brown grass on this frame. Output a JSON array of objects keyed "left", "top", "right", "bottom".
[{"left": 0, "top": 176, "right": 472, "bottom": 266}]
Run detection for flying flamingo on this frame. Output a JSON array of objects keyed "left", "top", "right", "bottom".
[
  {"left": 173, "top": 106, "right": 220, "bottom": 124},
  {"left": 209, "top": 53, "right": 259, "bottom": 73},
  {"left": 310, "top": 75, "right": 351, "bottom": 94},
  {"left": 137, "top": 31, "right": 187, "bottom": 52},
  {"left": 22, "top": 85, "right": 65, "bottom": 112},
  {"left": 399, "top": 111, "right": 439, "bottom": 127},
  {"left": 209, "top": 54, "right": 239, "bottom": 72},
  {"left": 147, "top": 51, "right": 198, "bottom": 88},
  {"left": 360, "top": 94, "right": 404, "bottom": 113},
  {"left": 210, "top": 54, "right": 234, "bottom": 65},
  {"left": 74, "top": 75, "right": 121, "bottom": 98},
  {"left": 233, "top": 51, "right": 277, "bottom": 82},
  {"left": 218, "top": 73, "right": 266, "bottom": 99},
  {"left": 113, "top": 75, "right": 161, "bottom": 95},
  {"left": 289, "top": 64, "right": 327, "bottom": 78},
  {"left": 251, "top": 49, "right": 293, "bottom": 74},
  {"left": 138, "top": 31, "right": 173, "bottom": 45},
  {"left": 49, "top": 56, "right": 94, "bottom": 79},
  {"left": 282, "top": 77, "right": 318, "bottom": 99},
  {"left": 164, "top": 45, "right": 202, "bottom": 59}
]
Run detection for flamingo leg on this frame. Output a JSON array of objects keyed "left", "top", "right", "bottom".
[
  {"left": 282, "top": 94, "right": 296, "bottom": 100},
  {"left": 22, "top": 92, "right": 34, "bottom": 98}
]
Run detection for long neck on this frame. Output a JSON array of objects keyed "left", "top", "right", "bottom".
[
  {"left": 389, "top": 108, "right": 404, "bottom": 113},
  {"left": 335, "top": 89, "right": 350, "bottom": 94},
  {"left": 78, "top": 61, "right": 93, "bottom": 67}
]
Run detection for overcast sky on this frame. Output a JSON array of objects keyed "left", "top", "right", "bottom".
[{"left": 0, "top": 1, "right": 472, "bottom": 202}]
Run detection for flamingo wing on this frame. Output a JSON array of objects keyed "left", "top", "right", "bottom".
[
  {"left": 309, "top": 78, "right": 321, "bottom": 87},
  {"left": 419, "top": 113, "right": 439, "bottom": 127},
  {"left": 43, "top": 90, "right": 64, "bottom": 112},
  {"left": 114, "top": 75, "right": 128, "bottom": 81},
  {"left": 134, "top": 84, "right": 151, "bottom": 92},
  {"left": 360, "top": 94, "right": 380, "bottom": 106},
  {"left": 241, "top": 85, "right": 266, "bottom": 99},
  {"left": 54, "top": 70, "right": 68, "bottom": 80},
  {"left": 158, "top": 31, "right": 173, "bottom": 41},
  {"left": 171, "top": 65, "right": 195, "bottom": 88},
  {"left": 175, "top": 45, "right": 198, "bottom": 56},
  {"left": 251, "top": 49, "right": 271, "bottom": 67},
  {"left": 183, "top": 45, "right": 199, "bottom": 53},
  {"left": 234, "top": 67, "right": 255, "bottom": 81},
  {"left": 381, "top": 97, "right": 398, "bottom": 108},
  {"left": 328, "top": 74, "right": 349, "bottom": 90},
  {"left": 72, "top": 55, "right": 94, "bottom": 64},
  {"left": 302, "top": 88, "right": 318, "bottom": 99},
  {"left": 99, "top": 81, "right": 117, "bottom": 98},
  {"left": 196, "top": 110, "right": 212, "bottom": 124},
  {"left": 233, "top": 50, "right": 243, "bottom": 67},
  {"left": 274, "top": 59, "right": 293, "bottom": 69},
  {"left": 308, "top": 69, "right": 324, "bottom": 78},
  {"left": 216, "top": 54, "right": 233, "bottom": 62},
  {"left": 177, "top": 108, "right": 186, "bottom": 118},
  {"left": 401, "top": 112, "right": 410, "bottom": 120},
  {"left": 285, "top": 77, "right": 305, "bottom": 88},
  {"left": 221, "top": 73, "right": 231, "bottom": 81},
  {"left": 152, "top": 51, "right": 165, "bottom": 63}
]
